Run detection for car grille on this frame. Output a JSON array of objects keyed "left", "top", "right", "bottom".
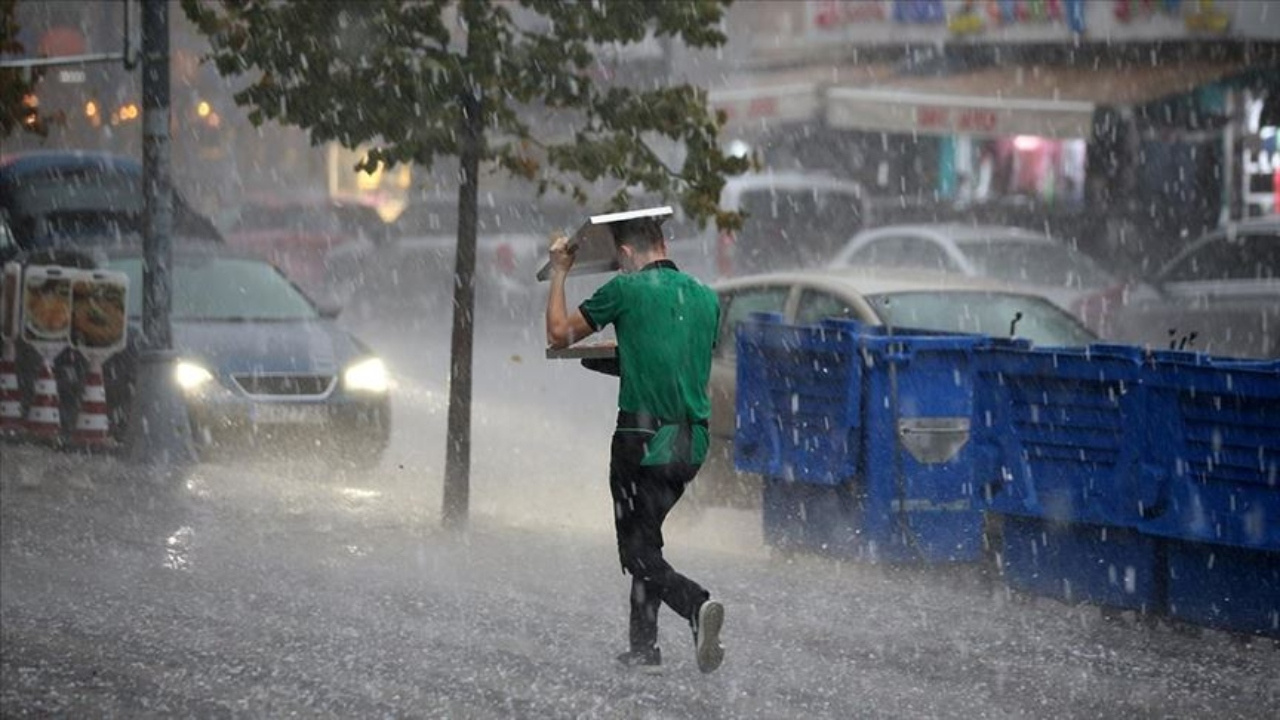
[{"left": 232, "top": 374, "right": 336, "bottom": 398}]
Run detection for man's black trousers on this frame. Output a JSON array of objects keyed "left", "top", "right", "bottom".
[{"left": 609, "top": 430, "right": 710, "bottom": 653}]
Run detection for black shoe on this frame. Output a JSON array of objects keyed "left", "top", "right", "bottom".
[
  {"left": 616, "top": 646, "right": 662, "bottom": 670},
  {"left": 692, "top": 600, "right": 725, "bottom": 674}
]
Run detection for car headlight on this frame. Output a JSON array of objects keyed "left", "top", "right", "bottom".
[
  {"left": 344, "top": 357, "right": 389, "bottom": 393},
  {"left": 175, "top": 361, "right": 215, "bottom": 392}
]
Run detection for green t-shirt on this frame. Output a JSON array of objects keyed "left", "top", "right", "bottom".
[{"left": 579, "top": 260, "right": 720, "bottom": 466}]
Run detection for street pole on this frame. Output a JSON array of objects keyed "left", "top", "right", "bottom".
[{"left": 124, "top": 0, "right": 195, "bottom": 477}]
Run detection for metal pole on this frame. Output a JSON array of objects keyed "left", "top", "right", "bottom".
[
  {"left": 141, "top": 0, "right": 172, "bottom": 352},
  {"left": 124, "top": 0, "right": 195, "bottom": 475}
]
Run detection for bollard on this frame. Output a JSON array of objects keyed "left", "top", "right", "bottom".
[
  {"left": 0, "top": 347, "right": 22, "bottom": 436},
  {"left": 71, "top": 365, "right": 111, "bottom": 448},
  {"left": 25, "top": 360, "right": 61, "bottom": 442}
]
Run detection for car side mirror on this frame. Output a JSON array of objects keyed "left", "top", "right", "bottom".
[{"left": 317, "top": 300, "right": 343, "bottom": 319}]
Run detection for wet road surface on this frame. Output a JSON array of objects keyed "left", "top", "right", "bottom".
[{"left": 2, "top": 310, "right": 1277, "bottom": 719}]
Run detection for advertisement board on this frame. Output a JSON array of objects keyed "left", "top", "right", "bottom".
[
  {"left": 71, "top": 270, "right": 129, "bottom": 356},
  {"left": 21, "top": 266, "right": 73, "bottom": 348}
]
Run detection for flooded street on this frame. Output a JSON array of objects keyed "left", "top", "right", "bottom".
[{"left": 2, "top": 310, "right": 1276, "bottom": 719}]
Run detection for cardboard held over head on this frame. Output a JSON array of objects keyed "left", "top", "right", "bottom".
[{"left": 534, "top": 206, "right": 673, "bottom": 281}]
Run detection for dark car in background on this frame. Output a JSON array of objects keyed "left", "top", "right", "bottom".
[
  {"left": 0, "top": 151, "right": 222, "bottom": 261},
  {"left": 678, "top": 172, "right": 866, "bottom": 282},
  {"left": 353, "top": 196, "right": 578, "bottom": 320},
  {"left": 225, "top": 198, "right": 391, "bottom": 305},
  {"left": 1112, "top": 217, "right": 1280, "bottom": 358}
]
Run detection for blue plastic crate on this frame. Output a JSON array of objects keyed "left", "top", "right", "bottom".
[
  {"left": 761, "top": 475, "right": 975, "bottom": 564},
  {"left": 1141, "top": 353, "right": 1280, "bottom": 552},
  {"left": 1165, "top": 540, "right": 1280, "bottom": 638},
  {"left": 974, "top": 344, "right": 1159, "bottom": 528},
  {"left": 999, "top": 514, "right": 1163, "bottom": 613},
  {"left": 735, "top": 314, "right": 861, "bottom": 486},
  {"left": 856, "top": 329, "right": 994, "bottom": 564}
]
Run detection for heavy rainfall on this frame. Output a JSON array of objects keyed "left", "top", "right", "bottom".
[{"left": 1, "top": 1, "right": 1278, "bottom": 718}]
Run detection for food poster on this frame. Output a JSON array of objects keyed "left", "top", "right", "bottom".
[
  {"left": 1, "top": 263, "right": 19, "bottom": 343},
  {"left": 71, "top": 271, "right": 129, "bottom": 356},
  {"left": 21, "top": 266, "right": 73, "bottom": 350}
]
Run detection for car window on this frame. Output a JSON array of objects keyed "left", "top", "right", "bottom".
[
  {"left": 847, "top": 237, "right": 908, "bottom": 267},
  {"left": 846, "top": 235, "right": 957, "bottom": 272},
  {"left": 716, "top": 286, "right": 790, "bottom": 357},
  {"left": 110, "top": 257, "right": 319, "bottom": 321},
  {"left": 957, "top": 239, "right": 1115, "bottom": 288},
  {"left": 1162, "top": 231, "right": 1280, "bottom": 282},
  {"left": 795, "top": 289, "right": 860, "bottom": 325},
  {"left": 867, "top": 290, "right": 1096, "bottom": 347}
]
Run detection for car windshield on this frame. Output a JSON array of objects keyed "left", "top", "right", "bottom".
[
  {"left": 867, "top": 290, "right": 1097, "bottom": 347},
  {"left": 109, "top": 256, "right": 319, "bottom": 321},
  {"left": 957, "top": 238, "right": 1115, "bottom": 289}
]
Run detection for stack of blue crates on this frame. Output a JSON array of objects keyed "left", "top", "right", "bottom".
[
  {"left": 735, "top": 315, "right": 1279, "bottom": 635},
  {"left": 1140, "top": 352, "right": 1280, "bottom": 637},
  {"left": 737, "top": 314, "right": 991, "bottom": 564},
  {"left": 973, "top": 343, "right": 1165, "bottom": 613}
]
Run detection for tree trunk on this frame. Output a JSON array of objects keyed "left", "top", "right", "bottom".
[{"left": 442, "top": 70, "right": 482, "bottom": 532}]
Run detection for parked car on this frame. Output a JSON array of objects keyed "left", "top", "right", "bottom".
[
  {"left": 355, "top": 196, "right": 578, "bottom": 321},
  {"left": 225, "top": 198, "right": 388, "bottom": 305},
  {"left": 0, "top": 151, "right": 222, "bottom": 259},
  {"left": 828, "top": 223, "right": 1139, "bottom": 335},
  {"left": 1111, "top": 218, "right": 1280, "bottom": 358},
  {"left": 696, "top": 268, "right": 1098, "bottom": 509},
  {"left": 675, "top": 171, "right": 867, "bottom": 282},
  {"left": 96, "top": 247, "right": 391, "bottom": 468}
]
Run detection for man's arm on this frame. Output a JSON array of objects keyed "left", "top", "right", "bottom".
[{"left": 545, "top": 233, "right": 597, "bottom": 349}]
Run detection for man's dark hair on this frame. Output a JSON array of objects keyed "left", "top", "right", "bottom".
[{"left": 612, "top": 217, "right": 664, "bottom": 253}]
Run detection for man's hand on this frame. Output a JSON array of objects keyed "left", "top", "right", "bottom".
[
  {"left": 545, "top": 230, "right": 595, "bottom": 349},
  {"left": 548, "top": 231, "right": 576, "bottom": 275}
]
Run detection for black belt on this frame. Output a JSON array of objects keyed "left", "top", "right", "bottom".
[
  {"left": 616, "top": 411, "right": 708, "bottom": 433},
  {"left": 616, "top": 411, "right": 707, "bottom": 464}
]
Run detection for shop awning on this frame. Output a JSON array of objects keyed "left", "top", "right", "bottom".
[
  {"left": 707, "top": 64, "right": 897, "bottom": 134},
  {"left": 826, "top": 61, "right": 1248, "bottom": 139},
  {"left": 711, "top": 60, "right": 1251, "bottom": 139}
]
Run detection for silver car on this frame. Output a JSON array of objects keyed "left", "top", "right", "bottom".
[
  {"left": 696, "top": 268, "right": 1097, "bottom": 509},
  {"left": 828, "top": 224, "right": 1128, "bottom": 334},
  {"left": 1112, "top": 218, "right": 1280, "bottom": 359}
]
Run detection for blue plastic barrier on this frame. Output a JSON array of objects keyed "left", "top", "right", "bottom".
[
  {"left": 974, "top": 344, "right": 1157, "bottom": 529},
  {"left": 1164, "top": 540, "right": 1280, "bottom": 638},
  {"left": 857, "top": 327, "right": 991, "bottom": 563},
  {"left": 999, "top": 514, "right": 1163, "bottom": 613},
  {"left": 738, "top": 316, "right": 992, "bottom": 564},
  {"left": 734, "top": 313, "right": 861, "bottom": 486},
  {"left": 1141, "top": 352, "right": 1280, "bottom": 552}
]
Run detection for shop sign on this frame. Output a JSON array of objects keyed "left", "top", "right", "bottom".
[
  {"left": 811, "top": 0, "right": 888, "bottom": 28},
  {"left": 892, "top": 0, "right": 947, "bottom": 24},
  {"left": 800, "top": 0, "right": 1239, "bottom": 45},
  {"left": 709, "top": 84, "right": 820, "bottom": 130},
  {"left": 917, "top": 106, "right": 1000, "bottom": 133},
  {"left": 949, "top": 0, "right": 1087, "bottom": 35}
]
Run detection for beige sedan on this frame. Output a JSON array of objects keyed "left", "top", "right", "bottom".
[{"left": 694, "top": 268, "right": 1098, "bottom": 509}]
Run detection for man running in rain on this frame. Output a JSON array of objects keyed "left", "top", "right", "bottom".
[{"left": 544, "top": 215, "right": 725, "bottom": 674}]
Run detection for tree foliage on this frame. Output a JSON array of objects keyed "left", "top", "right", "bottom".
[
  {"left": 0, "top": 0, "right": 46, "bottom": 138},
  {"left": 182, "top": 0, "right": 749, "bottom": 228}
]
